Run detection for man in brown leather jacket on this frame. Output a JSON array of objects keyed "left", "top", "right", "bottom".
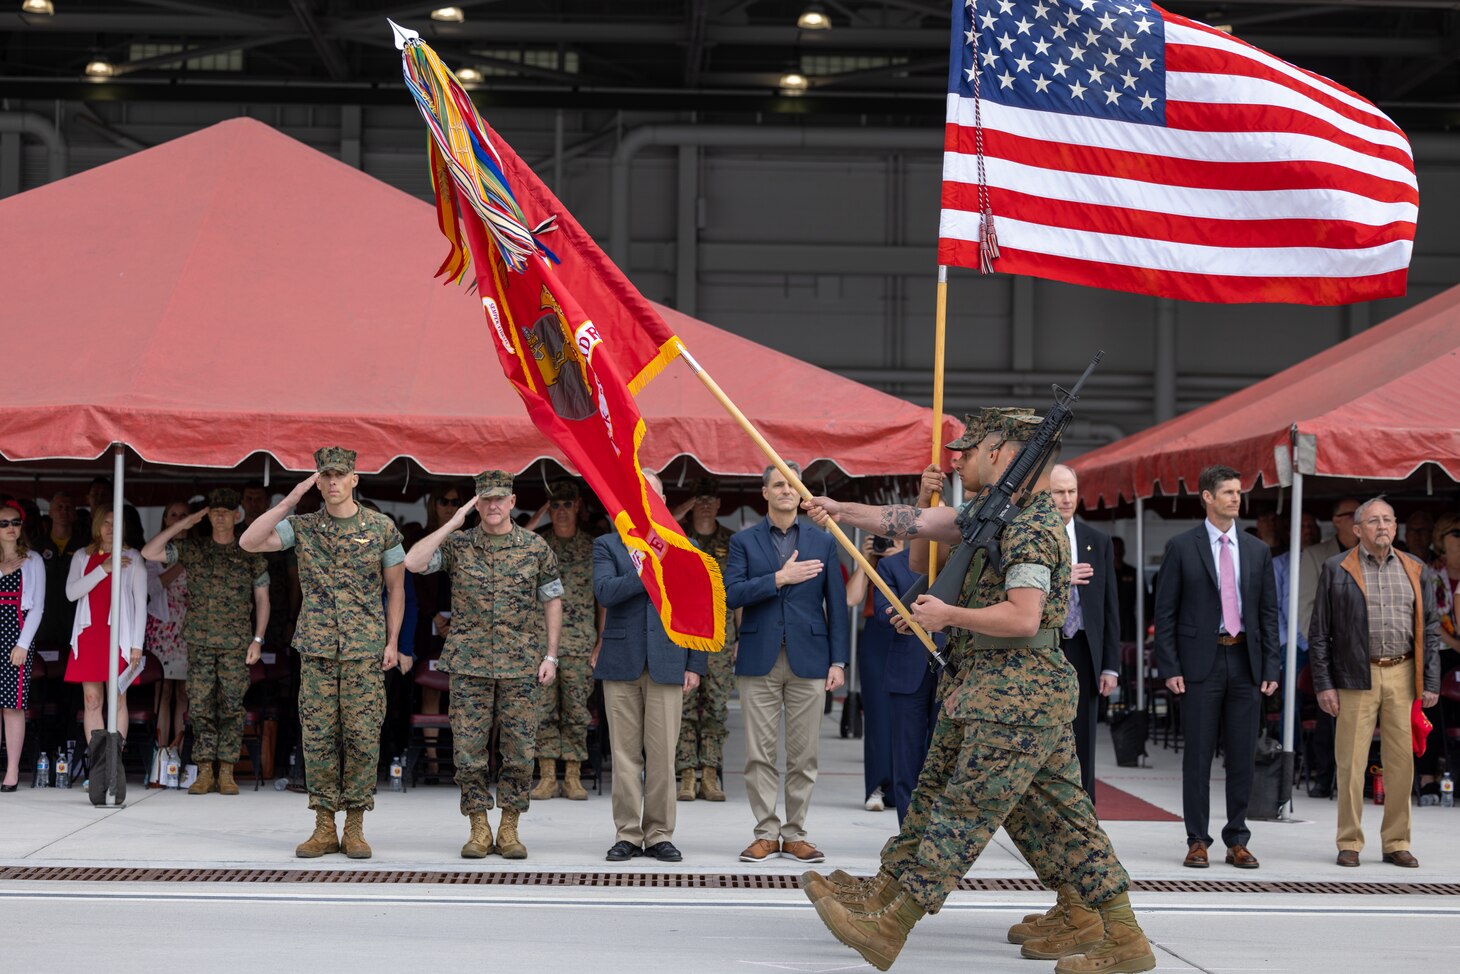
[{"left": 1309, "top": 497, "right": 1441, "bottom": 869}]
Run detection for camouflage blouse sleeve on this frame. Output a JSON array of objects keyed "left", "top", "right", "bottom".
[{"left": 537, "top": 537, "right": 563, "bottom": 602}]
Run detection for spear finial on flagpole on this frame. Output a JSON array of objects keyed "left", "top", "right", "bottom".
[{"left": 388, "top": 18, "right": 419, "bottom": 50}]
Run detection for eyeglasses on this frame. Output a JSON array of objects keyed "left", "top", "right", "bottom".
[
  {"left": 1333, "top": 512, "right": 1356, "bottom": 521},
  {"left": 0, "top": 519, "right": 22, "bottom": 528},
  {"left": 437, "top": 496, "right": 460, "bottom": 505},
  {"left": 549, "top": 500, "right": 575, "bottom": 510},
  {"left": 1360, "top": 516, "right": 1396, "bottom": 527}
]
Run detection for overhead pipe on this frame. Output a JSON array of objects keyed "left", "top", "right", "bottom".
[{"left": 0, "top": 111, "right": 68, "bottom": 183}]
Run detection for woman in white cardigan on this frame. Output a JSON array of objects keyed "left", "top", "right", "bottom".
[
  {"left": 0, "top": 501, "right": 44, "bottom": 791},
  {"left": 65, "top": 504, "right": 147, "bottom": 742}
]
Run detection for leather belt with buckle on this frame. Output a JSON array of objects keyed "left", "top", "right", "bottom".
[
  {"left": 1373, "top": 652, "right": 1414, "bottom": 668},
  {"left": 1216, "top": 634, "right": 1246, "bottom": 646}
]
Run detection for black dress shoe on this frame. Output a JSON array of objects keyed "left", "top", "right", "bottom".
[
  {"left": 606, "top": 840, "right": 643, "bottom": 862},
  {"left": 644, "top": 841, "right": 683, "bottom": 862},
  {"left": 0, "top": 783, "right": 17, "bottom": 793}
]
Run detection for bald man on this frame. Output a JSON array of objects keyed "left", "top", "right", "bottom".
[{"left": 1049, "top": 465, "right": 1121, "bottom": 804}]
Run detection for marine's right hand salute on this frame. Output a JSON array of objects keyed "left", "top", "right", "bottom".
[{"left": 240, "top": 473, "right": 319, "bottom": 553}]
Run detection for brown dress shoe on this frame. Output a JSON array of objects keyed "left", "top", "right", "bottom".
[
  {"left": 1225, "top": 845, "right": 1260, "bottom": 869},
  {"left": 1336, "top": 850, "right": 1360, "bottom": 867},
  {"left": 1382, "top": 850, "right": 1419, "bottom": 868},
  {"left": 1183, "top": 841, "right": 1209, "bottom": 868},
  {"left": 781, "top": 839, "right": 826, "bottom": 863},
  {"left": 738, "top": 838, "right": 780, "bottom": 862}
]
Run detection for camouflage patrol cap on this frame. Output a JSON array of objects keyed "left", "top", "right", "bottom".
[
  {"left": 948, "top": 407, "right": 1036, "bottom": 451},
  {"left": 546, "top": 481, "right": 580, "bottom": 502},
  {"left": 995, "top": 412, "right": 1044, "bottom": 443},
  {"left": 314, "top": 446, "right": 356, "bottom": 474},
  {"left": 945, "top": 413, "right": 985, "bottom": 452},
  {"left": 689, "top": 476, "right": 721, "bottom": 497},
  {"left": 206, "top": 487, "right": 241, "bottom": 510},
  {"left": 474, "top": 470, "right": 514, "bottom": 499}
]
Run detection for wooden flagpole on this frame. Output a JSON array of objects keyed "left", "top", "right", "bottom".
[
  {"left": 927, "top": 264, "right": 948, "bottom": 583},
  {"left": 675, "top": 341, "right": 947, "bottom": 666}
]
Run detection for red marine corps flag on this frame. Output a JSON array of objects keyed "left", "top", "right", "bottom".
[{"left": 392, "top": 21, "right": 724, "bottom": 652}]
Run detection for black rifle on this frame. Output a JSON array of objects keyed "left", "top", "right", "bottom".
[{"left": 913, "top": 351, "right": 1104, "bottom": 607}]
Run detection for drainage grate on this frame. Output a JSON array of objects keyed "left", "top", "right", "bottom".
[{"left": 0, "top": 866, "right": 1456, "bottom": 896}]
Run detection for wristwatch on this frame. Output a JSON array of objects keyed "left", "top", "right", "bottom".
[
  {"left": 544, "top": 655, "right": 559, "bottom": 665},
  {"left": 252, "top": 636, "right": 264, "bottom": 644}
]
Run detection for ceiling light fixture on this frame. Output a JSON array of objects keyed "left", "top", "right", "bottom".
[
  {"left": 84, "top": 58, "right": 114, "bottom": 78},
  {"left": 778, "top": 71, "right": 809, "bottom": 93},
  {"left": 796, "top": 6, "right": 831, "bottom": 30},
  {"left": 21, "top": 0, "right": 55, "bottom": 14},
  {"left": 456, "top": 66, "right": 484, "bottom": 84},
  {"left": 430, "top": 6, "right": 465, "bottom": 22}
]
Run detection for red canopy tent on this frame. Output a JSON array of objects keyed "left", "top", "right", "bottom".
[
  {"left": 1075, "top": 285, "right": 1460, "bottom": 510},
  {"left": 0, "top": 117, "right": 956, "bottom": 478}
]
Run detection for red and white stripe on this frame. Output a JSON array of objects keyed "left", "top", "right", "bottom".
[{"left": 939, "top": 7, "right": 1417, "bottom": 305}]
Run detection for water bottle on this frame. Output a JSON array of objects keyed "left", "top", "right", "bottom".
[
  {"left": 33, "top": 752, "right": 49, "bottom": 788},
  {"left": 389, "top": 755, "right": 403, "bottom": 792},
  {"left": 1442, "top": 772, "right": 1455, "bottom": 808},
  {"left": 65, "top": 741, "right": 77, "bottom": 788},
  {"left": 54, "top": 750, "right": 70, "bottom": 790}
]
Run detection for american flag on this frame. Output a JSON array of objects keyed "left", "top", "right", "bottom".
[{"left": 938, "top": 0, "right": 1418, "bottom": 305}]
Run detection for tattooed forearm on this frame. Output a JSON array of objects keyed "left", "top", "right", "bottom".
[{"left": 879, "top": 505, "right": 924, "bottom": 539}]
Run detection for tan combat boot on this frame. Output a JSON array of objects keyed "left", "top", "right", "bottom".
[
  {"left": 295, "top": 809, "right": 340, "bottom": 858},
  {"left": 561, "top": 761, "right": 588, "bottom": 801},
  {"left": 814, "top": 889, "right": 925, "bottom": 972},
  {"left": 677, "top": 768, "right": 697, "bottom": 801},
  {"left": 461, "top": 812, "right": 494, "bottom": 858},
  {"left": 341, "top": 809, "right": 372, "bottom": 859},
  {"left": 1053, "top": 893, "right": 1156, "bottom": 974},
  {"left": 188, "top": 761, "right": 216, "bottom": 795},
  {"left": 699, "top": 766, "right": 725, "bottom": 802},
  {"left": 1021, "top": 893, "right": 1104, "bottom": 959},
  {"left": 1008, "top": 885, "right": 1073, "bottom": 943},
  {"left": 530, "top": 758, "right": 559, "bottom": 800},
  {"left": 216, "top": 763, "right": 240, "bottom": 796},
  {"left": 496, "top": 807, "right": 527, "bottom": 859},
  {"left": 802, "top": 869, "right": 898, "bottom": 909}
]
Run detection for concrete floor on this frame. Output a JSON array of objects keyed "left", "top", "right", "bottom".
[{"left": 3, "top": 699, "right": 1457, "bottom": 973}]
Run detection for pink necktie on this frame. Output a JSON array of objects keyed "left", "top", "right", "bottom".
[{"left": 1219, "top": 535, "right": 1240, "bottom": 637}]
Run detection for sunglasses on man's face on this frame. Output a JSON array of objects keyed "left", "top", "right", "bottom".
[{"left": 0, "top": 519, "right": 22, "bottom": 528}]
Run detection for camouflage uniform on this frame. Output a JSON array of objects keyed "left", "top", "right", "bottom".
[
  {"left": 534, "top": 484, "right": 596, "bottom": 763},
  {"left": 885, "top": 479, "right": 1131, "bottom": 914},
  {"left": 277, "top": 448, "right": 405, "bottom": 813},
  {"left": 164, "top": 489, "right": 268, "bottom": 763},
  {"left": 424, "top": 472, "right": 563, "bottom": 816},
  {"left": 676, "top": 519, "right": 738, "bottom": 772}
]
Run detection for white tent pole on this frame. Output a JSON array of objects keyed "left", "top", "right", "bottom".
[
  {"left": 106, "top": 443, "right": 125, "bottom": 805},
  {"left": 1283, "top": 460, "right": 1304, "bottom": 815},
  {"left": 1135, "top": 495, "right": 1146, "bottom": 712}
]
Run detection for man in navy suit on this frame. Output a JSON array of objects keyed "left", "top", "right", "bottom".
[
  {"left": 727, "top": 462, "right": 849, "bottom": 864},
  {"left": 592, "top": 471, "right": 708, "bottom": 864},
  {"left": 1154, "top": 464, "right": 1280, "bottom": 869},
  {"left": 1049, "top": 464, "right": 1121, "bottom": 804}
]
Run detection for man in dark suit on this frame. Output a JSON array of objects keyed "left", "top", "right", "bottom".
[
  {"left": 592, "top": 471, "right": 708, "bottom": 864},
  {"left": 1050, "top": 464, "right": 1121, "bottom": 804},
  {"left": 727, "top": 462, "right": 849, "bottom": 864},
  {"left": 1154, "top": 464, "right": 1281, "bottom": 869}
]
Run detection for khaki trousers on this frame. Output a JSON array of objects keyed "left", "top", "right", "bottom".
[
  {"left": 1335, "top": 658, "right": 1415, "bottom": 854},
  {"left": 604, "top": 670, "right": 684, "bottom": 847},
  {"left": 739, "top": 649, "right": 825, "bottom": 843}
]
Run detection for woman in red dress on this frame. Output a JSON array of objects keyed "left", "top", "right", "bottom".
[{"left": 64, "top": 504, "right": 147, "bottom": 742}]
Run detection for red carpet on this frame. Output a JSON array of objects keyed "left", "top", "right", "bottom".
[{"left": 1094, "top": 781, "right": 1181, "bottom": 821}]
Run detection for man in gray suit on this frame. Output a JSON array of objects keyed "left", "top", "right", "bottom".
[{"left": 592, "top": 471, "right": 710, "bottom": 863}]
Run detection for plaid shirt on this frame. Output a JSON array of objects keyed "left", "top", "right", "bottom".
[{"left": 1359, "top": 546, "right": 1413, "bottom": 660}]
